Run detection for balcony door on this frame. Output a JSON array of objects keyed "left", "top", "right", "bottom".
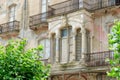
[
  {"left": 41, "top": 0, "right": 47, "bottom": 22},
  {"left": 9, "top": 5, "right": 16, "bottom": 31}
]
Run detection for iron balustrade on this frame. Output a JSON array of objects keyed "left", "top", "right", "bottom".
[
  {"left": 85, "top": 51, "right": 114, "bottom": 67},
  {"left": 29, "top": 0, "right": 119, "bottom": 27},
  {"left": 90, "top": 0, "right": 116, "bottom": 11},
  {"left": 48, "top": 0, "right": 117, "bottom": 16},
  {"left": 0, "top": 21, "right": 20, "bottom": 34},
  {"left": 48, "top": 0, "right": 89, "bottom": 16},
  {"left": 29, "top": 11, "right": 53, "bottom": 29}
]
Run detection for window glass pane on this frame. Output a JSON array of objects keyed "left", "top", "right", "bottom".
[
  {"left": 39, "top": 39, "right": 50, "bottom": 59},
  {"left": 45, "top": 39, "right": 50, "bottom": 59},
  {"left": 39, "top": 40, "right": 45, "bottom": 58},
  {"left": 42, "top": 0, "right": 47, "bottom": 4},
  {"left": 42, "top": 5, "right": 47, "bottom": 13},
  {"left": 9, "top": 6, "right": 15, "bottom": 21},
  {"left": 61, "top": 29, "right": 67, "bottom": 37}
]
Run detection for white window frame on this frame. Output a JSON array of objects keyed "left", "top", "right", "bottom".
[{"left": 39, "top": 38, "right": 50, "bottom": 59}]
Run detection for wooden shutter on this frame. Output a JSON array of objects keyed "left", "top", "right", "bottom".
[
  {"left": 76, "top": 30, "right": 82, "bottom": 61},
  {"left": 69, "top": 27, "right": 73, "bottom": 61},
  {"left": 86, "top": 30, "right": 91, "bottom": 53}
]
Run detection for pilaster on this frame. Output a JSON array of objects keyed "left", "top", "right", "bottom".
[
  {"left": 80, "top": 28, "right": 87, "bottom": 65},
  {"left": 72, "top": 29, "right": 77, "bottom": 61},
  {"left": 55, "top": 31, "right": 61, "bottom": 63}
]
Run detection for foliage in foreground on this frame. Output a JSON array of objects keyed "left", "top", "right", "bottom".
[
  {"left": 107, "top": 21, "right": 120, "bottom": 80},
  {"left": 0, "top": 39, "right": 50, "bottom": 80}
]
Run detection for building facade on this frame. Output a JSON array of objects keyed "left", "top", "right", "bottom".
[{"left": 0, "top": 0, "right": 120, "bottom": 80}]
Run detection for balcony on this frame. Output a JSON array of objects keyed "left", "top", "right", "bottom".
[
  {"left": 48, "top": 0, "right": 89, "bottom": 17},
  {"left": 29, "top": 0, "right": 119, "bottom": 30},
  {"left": 90, "top": 0, "right": 118, "bottom": 11},
  {"left": 0, "top": 21, "right": 19, "bottom": 34},
  {"left": 29, "top": 11, "right": 53, "bottom": 30},
  {"left": 85, "top": 51, "right": 114, "bottom": 67},
  {"left": 48, "top": 0, "right": 119, "bottom": 17}
]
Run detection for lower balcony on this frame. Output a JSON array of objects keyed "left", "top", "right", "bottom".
[
  {"left": 0, "top": 21, "right": 20, "bottom": 38},
  {"left": 0, "top": 20, "right": 19, "bottom": 33},
  {"left": 29, "top": 12, "right": 51, "bottom": 31},
  {"left": 85, "top": 51, "right": 114, "bottom": 67}
]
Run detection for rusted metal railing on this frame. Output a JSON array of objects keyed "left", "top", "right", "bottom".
[
  {"left": 29, "top": 11, "right": 53, "bottom": 29},
  {"left": 29, "top": 0, "right": 119, "bottom": 27},
  {"left": 0, "top": 21, "right": 20, "bottom": 34},
  {"left": 85, "top": 51, "right": 114, "bottom": 67}
]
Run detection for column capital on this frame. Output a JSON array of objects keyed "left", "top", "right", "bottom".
[
  {"left": 56, "top": 30, "right": 61, "bottom": 38},
  {"left": 72, "top": 28, "right": 77, "bottom": 36},
  {"left": 81, "top": 28, "right": 86, "bottom": 34}
]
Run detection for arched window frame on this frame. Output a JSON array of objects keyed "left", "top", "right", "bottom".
[
  {"left": 60, "top": 26, "right": 73, "bottom": 63},
  {"left": 38, "top": 38, "right": 50, "bottom": 59}
]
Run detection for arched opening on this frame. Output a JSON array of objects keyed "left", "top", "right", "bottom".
[
  {"left": 76, "top": 28, "right": 82, "bottom": 61},
  {"left": 60, "top": 26, "right": 73, "bottom": 63},
  {"left": 86, "top": 29, "right": 91, "bottom": 53},
  {"left": 38, "top": 38, "right": 50, "bottom": 59}
]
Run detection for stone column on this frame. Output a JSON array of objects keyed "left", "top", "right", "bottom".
[
  {"left": 55, "top": 31, "right": 61, "bottom": 63},
  {"left": 80, "top": 28, "right": 87, "bottom": 65},
  {"left": 49, "top": 34, "right": 54, "bottom": 64},
  {"left": 90, "top": 35, "right": 93, "bottom": 53},
  {"left": 72, "top": 29, "right": 77, "bottom": 61},
  {"left": 82, "top": 28, "right": 87, "bottom": 53}
]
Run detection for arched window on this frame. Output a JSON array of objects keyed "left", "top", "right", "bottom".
[
  {"left": 39, "top": 38, "right": 50, "bottom": 59},
  {"left": 60, "top": 26, "right": 73, "bottom": 63},
  {"left": 76, "top": 29, "right": 82, "bottom": 61}
]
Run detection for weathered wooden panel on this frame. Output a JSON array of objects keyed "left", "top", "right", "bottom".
[
  {"left": 86, "top": 30, "right": 91, "bottom": 53},
  {"left": 76, "top": 32, "right": 82, "bottom": 61}
]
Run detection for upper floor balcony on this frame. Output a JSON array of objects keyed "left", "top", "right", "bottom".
[
  {"left": 0, "top": 20, "right": 20, "bottom": 34},
  {"left": 29, "top": 0, "right": 120, "bottom": 30},
  {"left": 48, "top": 0, "right": 119, "bottom": 17},
  {"left": 85, "top": 51, "right": 114, "bottom": 67},
  {"left": 29, "top": 11, "right": 53, "bottom": 30}
]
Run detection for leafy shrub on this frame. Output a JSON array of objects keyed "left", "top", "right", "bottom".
[
  {"left": 108, "top": 21, "right": 120, "bottom": 80},
  {"left": 0, "top": 39, "right": 50, "bottom": 80}
]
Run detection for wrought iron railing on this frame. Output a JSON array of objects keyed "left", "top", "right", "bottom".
[
  {"left": 29, "top": 11, "right": 53, "bottom": 29},
  {"left": 0, "top": 21, "right": 20, "bottom": 34},
  {"left": 29, "top": 0, "right": 119, "bottom": 27},
  {"left": 90, "top": 0, "right": 116, "bottom": 11},
  {"left": 48, "top": 0, "right": 89, "bottom": 16},
  {"left": 85, "top": 51, "right": 114, "bottom": 67},
  {"left": 48, "top": 0, "right": 117, "bottom": 15}
]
